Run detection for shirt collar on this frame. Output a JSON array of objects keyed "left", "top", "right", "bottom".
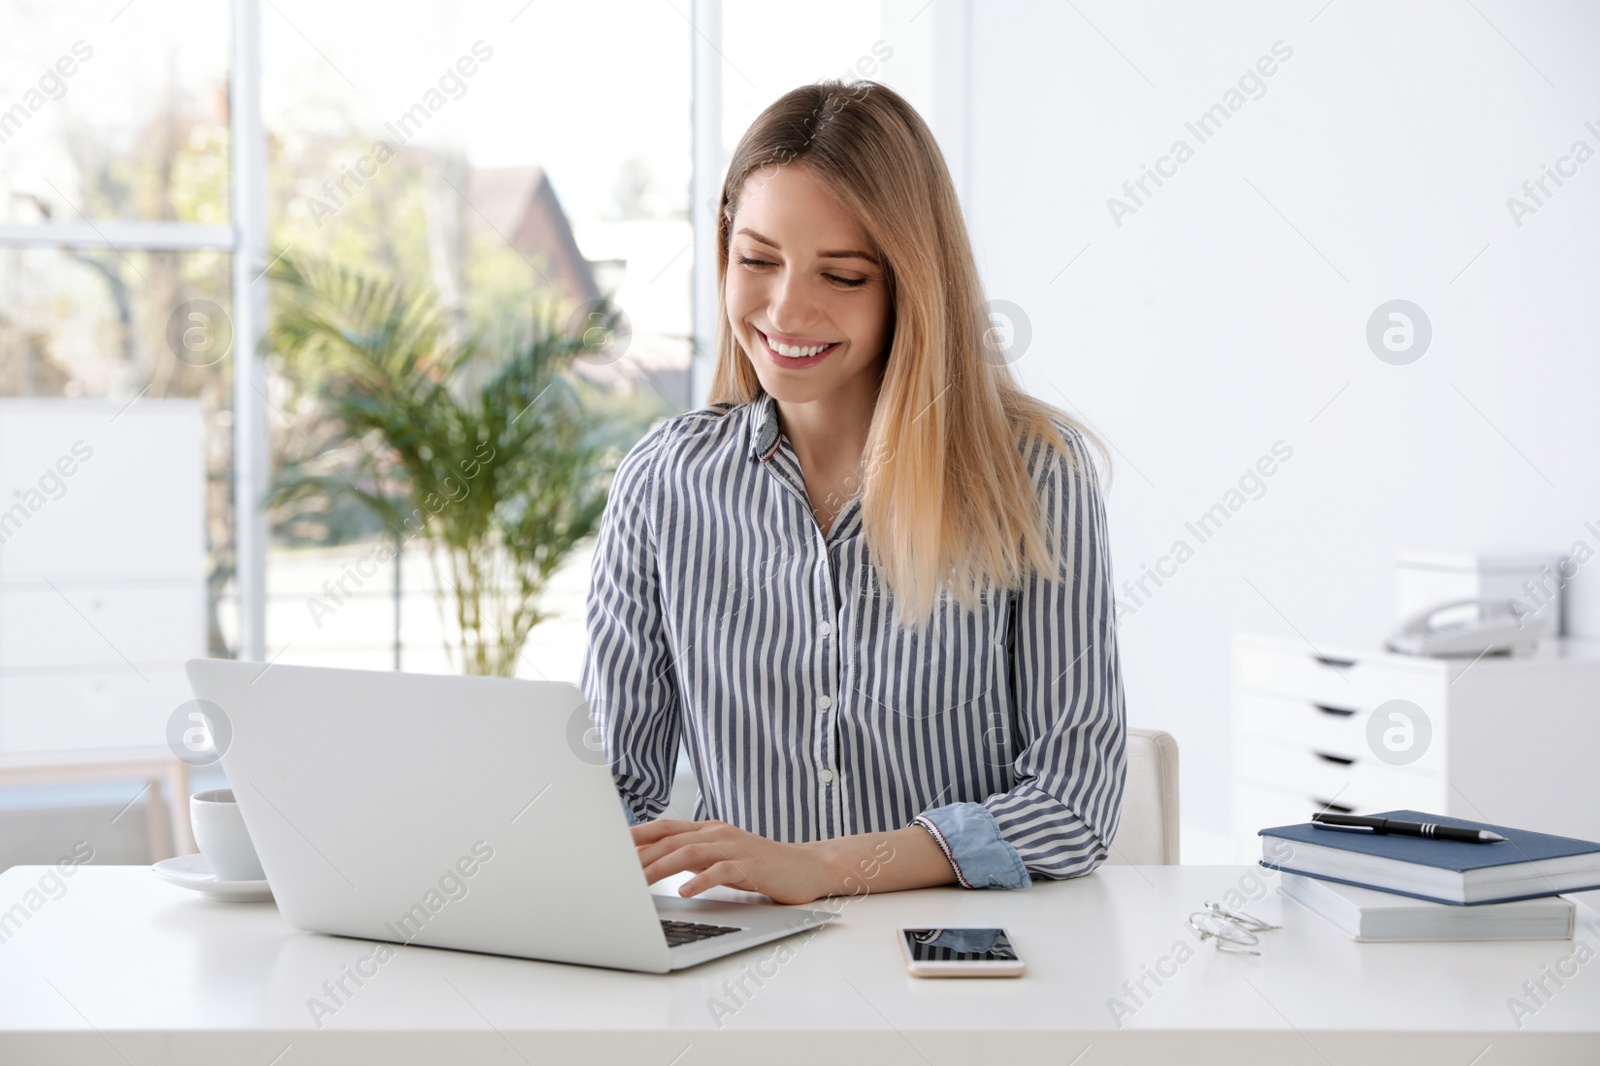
[{"left": 746, "top": 390, "right": 783, "bottom": 463}]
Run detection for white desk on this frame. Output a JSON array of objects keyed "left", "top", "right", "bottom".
[{"left": 1, "top": 864, "right": 1596, "bottom": 1064}]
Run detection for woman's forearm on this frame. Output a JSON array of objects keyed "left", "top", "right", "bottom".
[{"left": 811, "top": 824, "right": 959, "bottom": 897}]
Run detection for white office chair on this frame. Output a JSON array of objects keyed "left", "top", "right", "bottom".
[{"left": 1101, "top": 727, "right": 1180, "bottom": 865}]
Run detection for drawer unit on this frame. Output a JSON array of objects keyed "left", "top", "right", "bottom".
[
  {"left": 1233, "top": 640, "right": 1444, "bottom": 718},
  {"left": 0, "top": 667, "right": 190, "bottom": 753},
  {"left": 1232, "top": 735, "right": 1445, "bottom": 814},
  {"left": 1231, "top": 632, "right": 1600, "bottom": 861},
  {"left": 0, "top": 400, "right": 205, "bottom": 583},
  {"left": 0, "top": 584, "right": 204, "bottom": 670},
  {"left": 1230, "top": 778, "right": 1451, "bottom": 869},
  {"left": 1232, "top": 780, "right": 1374, "bottom": 843},
  {"left": 0, "top": 399, "right": 206, "bottom": 769},
  {"left": 1234, "top": 690, "right": 1447, "bottom": 775}
]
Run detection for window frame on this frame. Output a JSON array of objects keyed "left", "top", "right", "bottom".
[{"left": 0, "top": 0, "right": 267, "bottom": 659}]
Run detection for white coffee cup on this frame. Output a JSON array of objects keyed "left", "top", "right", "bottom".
[{"left": 191, "top": 788, "right": 266, "bottom": 882}]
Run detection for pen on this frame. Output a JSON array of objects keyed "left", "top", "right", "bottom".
[{"left": 1310, "top": 812, "right": 1506, "bottom": 844}]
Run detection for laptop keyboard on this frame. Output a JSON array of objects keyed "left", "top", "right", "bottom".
[{"left": 661, "top": 919, "right": 743, "bottom": 948}]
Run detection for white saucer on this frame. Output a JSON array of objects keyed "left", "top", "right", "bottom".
[{"left": 152, "top": 854, "right": 274, "bottom": 903}]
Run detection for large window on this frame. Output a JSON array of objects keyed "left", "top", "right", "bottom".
[
  {"left": 0, "top": 0, "right": 237, "bottom": 653},
  {"left": 251, "top": 1, "right": 694, "bottom": 678},
  {"left": 2, "top": 0, "right": 942, "bottom": 680}
]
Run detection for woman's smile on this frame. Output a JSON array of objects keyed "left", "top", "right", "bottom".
[{"left": 757, "top": 329, "right": 843, "bottom": 368}]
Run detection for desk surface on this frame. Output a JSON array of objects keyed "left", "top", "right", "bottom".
[{"left": 2, "top": 864, "right": 1597, "bottom": 1065}]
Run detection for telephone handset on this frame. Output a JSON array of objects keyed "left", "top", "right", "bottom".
[{"left": 1384, "top": 597, "right": 1540, "bottom": 657}]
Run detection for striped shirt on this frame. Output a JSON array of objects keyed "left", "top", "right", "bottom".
[{"left": 580, "top": 390, "right": 1127, "bottom": 889}]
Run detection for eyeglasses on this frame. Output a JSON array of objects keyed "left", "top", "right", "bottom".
[{"left": 1186, "top": 900, "right": 1281, "bottom": 955}]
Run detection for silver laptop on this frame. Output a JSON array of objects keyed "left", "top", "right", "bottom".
[{"left": 183, "top": 658, "right": 837, "bottom": 973}]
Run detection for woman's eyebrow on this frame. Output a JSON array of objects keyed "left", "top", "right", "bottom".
[{"left": 735, "top": 227, "right": 880, "bottom": 266}]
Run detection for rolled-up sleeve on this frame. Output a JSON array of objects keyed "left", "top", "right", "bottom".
[
  {"left": 912, "top": 801, "right": 1030, "bottom": 889},
  {"left": 912, "top": 425, "right": 1127, "bottom": 888},
  {"left": 579, "top": 422, "right": 683, "bottom": 826}
]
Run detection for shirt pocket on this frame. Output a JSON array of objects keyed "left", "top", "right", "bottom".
[{"left": 851, "top": 568, "right": 1009, "bottom": 732}]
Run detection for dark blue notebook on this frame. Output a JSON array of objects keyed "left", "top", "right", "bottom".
[{"left": 1257, "top": 809, "right": 1600, "bottom": 905}]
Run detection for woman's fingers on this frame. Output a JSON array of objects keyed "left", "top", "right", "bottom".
[
  {"left": 641, "top": 841, "right": 745, "bottom": 885},
  {"left": 628, "top": 818, "right": 704, "bottom": 844},
  {"left": 680, "top": 860, "right": 746, "bottom": 897},
  {"left": 633, "top": 822, "right": 733, "bottom": 867},
  {"left": 629, "top": 820, "right": 814, "bottom": 901}
]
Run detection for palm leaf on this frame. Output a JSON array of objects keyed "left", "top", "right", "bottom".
[{"left": 266, "top": 249, "right": 631, "bottom": 675}]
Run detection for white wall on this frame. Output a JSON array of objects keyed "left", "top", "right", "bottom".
[{"left": 958, "top": 1, "right": 1600, "bottom": 843}]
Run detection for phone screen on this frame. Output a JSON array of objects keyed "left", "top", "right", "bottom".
[{"left": 901, "top": 927, "right": 1018, "bottom": 962}]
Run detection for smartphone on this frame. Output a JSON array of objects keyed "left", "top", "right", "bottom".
[{"left": 899, "top": 927, "right": 1025, "bottom": 978}]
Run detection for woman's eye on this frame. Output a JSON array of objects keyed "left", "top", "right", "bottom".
[{"left": 735, "top": 255, "right": 866, "bottom": 289}]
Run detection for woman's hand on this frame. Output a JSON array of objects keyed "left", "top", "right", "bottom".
[{"left": 630, "top": 819, "right": 835, "bottom": 906}]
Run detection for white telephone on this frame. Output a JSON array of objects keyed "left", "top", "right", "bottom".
[{"left": 1384, "top": 597, "right": 1541, "bottom": 658}]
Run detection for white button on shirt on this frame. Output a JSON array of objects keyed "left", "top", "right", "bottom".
[{"left": 581, "top": 390, "right": 1127, "bottom": 887}]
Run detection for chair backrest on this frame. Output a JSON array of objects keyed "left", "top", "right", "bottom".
[{"left": 1101, "top": 727, "right": 1180, "bottom": 865}]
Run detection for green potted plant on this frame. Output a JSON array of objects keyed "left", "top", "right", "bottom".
[{"left": 266, "top": 251, "right": 642, "bottom": 677}]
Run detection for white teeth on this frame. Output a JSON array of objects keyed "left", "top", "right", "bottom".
[{"left": 766, "top": 335, "right": 833, "bottom": 358}]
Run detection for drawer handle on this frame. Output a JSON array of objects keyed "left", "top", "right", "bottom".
[
  {"left": 1312, "top": 703, "right": 1357, "bottom": 717},
  {"left": 1313, "top": 654, "right": 1356, "bottom": 669},
  {"left": 1313, "top": 751, "right": 1355, "bottom": 766},
  {"left": 1311, "top": 797, "right": 1354, "bottom": 814}
]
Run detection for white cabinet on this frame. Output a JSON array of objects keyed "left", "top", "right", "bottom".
[
  {"left": 0, "top": 585, "right": 204, "bottom": 670},
  {"left": 1230, "top": 632, "right": 1600, "bottom": 862},
  {"left": 0, "top": 399, "right": 206, "bottom": 760},
  {"left": 0, "top": 668, "right": 194, "bottom": 753}
]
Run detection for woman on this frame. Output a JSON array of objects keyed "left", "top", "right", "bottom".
[{"left": 581, "top": 79, "right": 1126, "bottom": 906}]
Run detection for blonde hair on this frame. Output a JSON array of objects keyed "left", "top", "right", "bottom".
[{"left": 706, "top": 79, "right": 1111, "bottom": 634}]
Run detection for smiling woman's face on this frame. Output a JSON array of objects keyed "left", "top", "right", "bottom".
[{"left": 725, "top": 163, "right": 891, "bottom": 406}]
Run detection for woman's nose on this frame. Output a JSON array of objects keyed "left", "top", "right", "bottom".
[{"left": 767, "top": 270, "right": 818, "bottom": 332}]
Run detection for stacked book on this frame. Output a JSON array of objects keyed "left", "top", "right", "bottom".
[{"left": 1257, "top": 809, "right": 1600, "bottom": 942}]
